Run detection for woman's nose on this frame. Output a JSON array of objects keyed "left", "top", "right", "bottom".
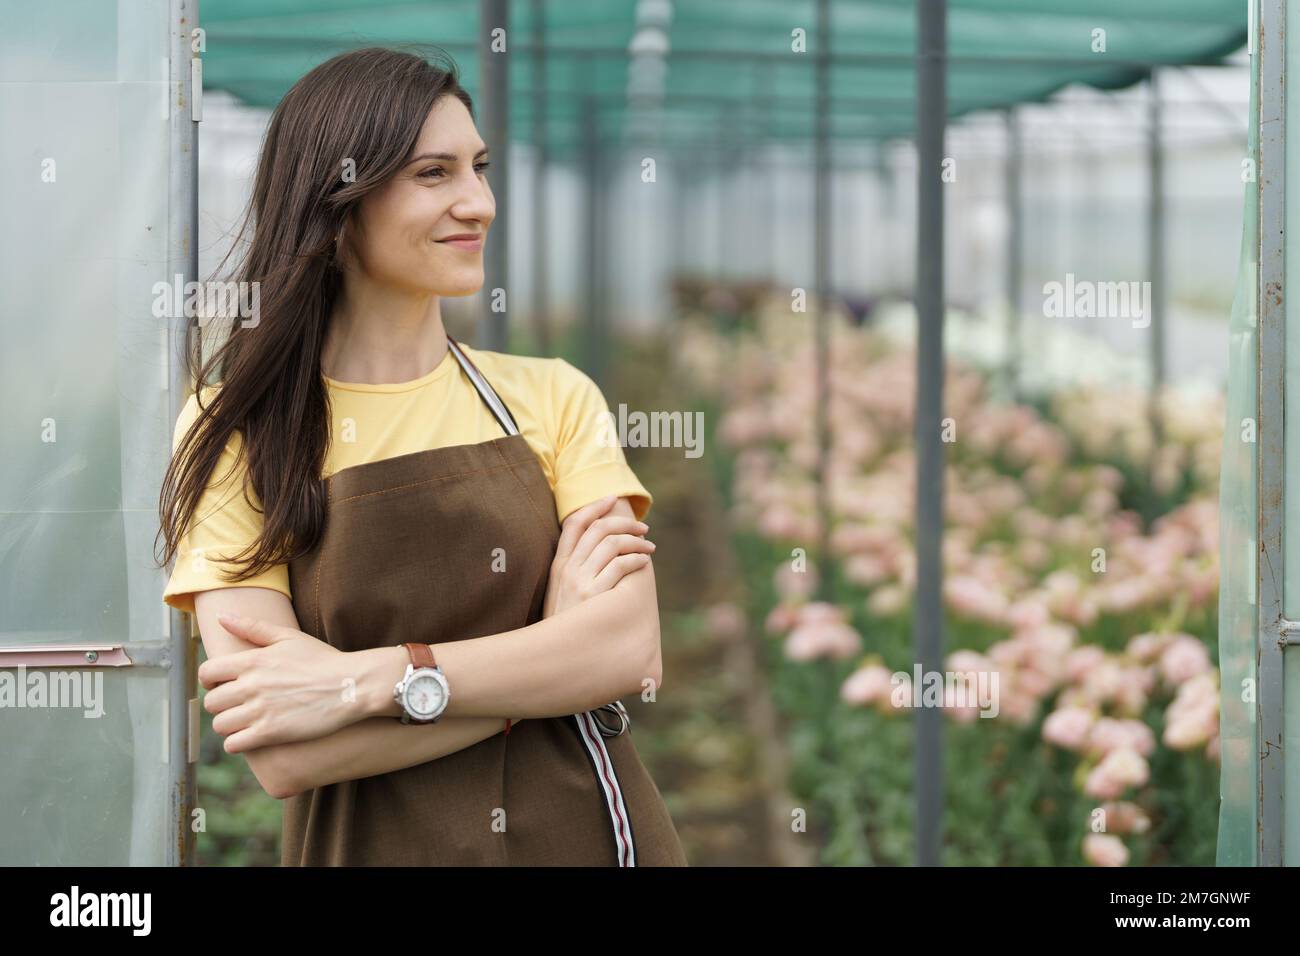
[{"left": 452, "top": 173, "right": 495, "bottom": 223}]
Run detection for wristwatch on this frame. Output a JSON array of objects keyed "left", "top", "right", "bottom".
[{"left": 393, "top": 643, "right": 450, "bottom": 724}]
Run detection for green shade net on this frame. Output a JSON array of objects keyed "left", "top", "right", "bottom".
[{"left": 199, "top": 0, "right": 1246, "bottom": 154}]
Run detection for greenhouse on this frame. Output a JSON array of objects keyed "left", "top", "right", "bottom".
[{"left": 0, "top": 0, "right": 1284, "bottom": 878}]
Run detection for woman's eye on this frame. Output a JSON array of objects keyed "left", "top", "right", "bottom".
[{"left": 418, "top": 162, "right": 490, "bottom": 180}]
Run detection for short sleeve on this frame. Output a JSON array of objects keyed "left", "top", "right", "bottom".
[
  {"left": 548, "top": 359, "right": 654, "bottom": 524},
  {"left": 162, "top": 389, "right": 292, "bottom": 615}
]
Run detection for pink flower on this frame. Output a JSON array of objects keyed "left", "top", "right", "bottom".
[
  {"left": 944, "top": 574, "right": 1010, "bottom": 624},
  {"left": 796, "top": 601, "right": 844, "bottom": 626},
  {"left": 1086, "top": 717, "right": 1156, "bottom": 758},
  {"left": 1158, "top": 634, "right": 1212, "bottom": 687},
  {"left": 843, "top": 553, "right": 892, "bottom": 587},
  {"left": 1019, "top": 621, "right": 1076, "bottom": 657},
  {"left": 1015, "top": 538, "right": 1053, "bottom": 570},
  {"left": 1082, "top": 833, "right": 1130, "bottom": 867},
  {"left": 784, "top": 603, "right": 862, "bottom": 662},
  {"left": 764, "top": 602, "right": 800, "bottom": 635},
  {"left": 989, "top": 638, "right": 1031, "bottom": 669},
  {"left": 946, "top": 649, "right": 993, "bottom": 675},
  {"left": 1019, "top": 623, "right": 1076, "bottom": 683},
  {"left": 830, "top": 523, "right": 892, "bottom": 555},
  {"left": 1064, "top": 646, "right": 1107, "bottom": 684},
  {"left": 1163, "top": 672, "right": 1219, "bottom": 751},
  {"left": 1096, "top": 576, "right": 1154, "bottom": 615},
  {"left": 841, "top": 664, "right": 893, "bottom": 708},
  {"left": 1112, "top": 666, "right": 1156, "bottom": 715},
  {"left": 1163, "top": 706, "right": 1217, "bottom": 751},
  {"left": 1015, "top": 667, "right": 1056, "bottom": 700},
  {"left": 758, "top": 502, "right": 808, "bottom": 541},
  {"left": 1007, "top": 597, "right": 1051, "bottom": 631},
  {"left": 867, "top": 585, "right": 909, "bottom": 617},
  {"left": 1079, "top": 658, "right": 1125, "bottom": 706},
  {"left": 1084, "top": 747, "right": 1150, "bottom": 799},
  {"left": 1043, "top": 706, "right": 1095, "bottom": 751},
  {"left": 997, "top": 686, "right": 1041, "bottom": 725}
]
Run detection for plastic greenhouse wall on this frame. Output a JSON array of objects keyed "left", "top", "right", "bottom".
[
  {"left": 0, "top": 0, "right": 1269, "bottom": 867},
  {"left": 1215, "top": 11, "right": 1257, "bottom": 867},
  {"left": 0, "top": 0, "right": 187, "bottom": 864}
]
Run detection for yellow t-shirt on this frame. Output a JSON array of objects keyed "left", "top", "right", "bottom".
[{"left": 162, "top": 343, "right": 652, "bottom": 616}]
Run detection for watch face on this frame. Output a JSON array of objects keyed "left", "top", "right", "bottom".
[{"left": 405, "top": 672, "right": 446, "bottom": 717}]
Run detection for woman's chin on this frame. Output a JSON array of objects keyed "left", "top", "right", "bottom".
[{"left": 427, "top": 269, "right": 485, "bottom": 298}]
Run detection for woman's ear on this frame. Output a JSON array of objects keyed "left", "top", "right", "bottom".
[
  {"left": 334, "top": 216, "right": 351, "bottom": 268},
  {"left": 335, "top": 210, "right": 364, "bottom": 270}
]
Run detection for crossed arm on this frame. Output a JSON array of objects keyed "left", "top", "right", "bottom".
[{"left": 191, "top": 496, "right": 660, "bottom": 800}]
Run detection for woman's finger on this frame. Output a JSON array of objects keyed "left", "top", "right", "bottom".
[
  {"left": 581, "top": 533, "right": 655, "bottom": 576},
  {"left": 198, "top": 650, "right": 259, "bottom": 690},
  {"left": 554, "top": 495, "right": 617, "bottom": 564},
  {"left": 211, "top": 700, "right": 258, "bottom": 738},
  {"left": 223, "top": 725, "right": 262, "bottom": 755},
  {"left": 571, "top": 516, "right": 649, "bottom": 568},
  {"left": 202, "top": 680, "right": 248, "bottom": 715},
  {"left": 590, "top": 552, "right": 652, "bottom": 593}
]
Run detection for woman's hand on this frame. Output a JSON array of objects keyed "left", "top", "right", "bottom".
[
  {"left": 543, "top": 495, "right": 655, "bottom": 619},
  {"left": 198, "top": 614, "right": 372, "bottom": 753}
]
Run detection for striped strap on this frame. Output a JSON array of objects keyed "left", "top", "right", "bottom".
[
  {"left": 592, "top": 700, "right": 631, "bottom": 737},
  {"left": 445, "top": 335, "right": 521, "bottom": 437},
  {"left": 573, "top": 711, "right": 637, "bottom": 866}
]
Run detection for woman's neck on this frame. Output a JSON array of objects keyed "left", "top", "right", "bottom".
[{"left": 321, "top": 293, "right": 449, "bottom": 386}]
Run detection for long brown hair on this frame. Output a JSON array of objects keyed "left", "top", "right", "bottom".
[{"left": 155, "top": 47, "right": 475, "bottom": 583}]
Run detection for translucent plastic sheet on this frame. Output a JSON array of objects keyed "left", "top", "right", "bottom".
[
  {"left": 0, "top": 0, "right": 177, "bottom": 864},
  {"left": 1214, "top": 28, "right": 1257, "bottom": 867}
]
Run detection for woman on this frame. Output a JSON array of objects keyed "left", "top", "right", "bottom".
[{"left": 156, "top": 47, "right": 687, "bottom": 867}]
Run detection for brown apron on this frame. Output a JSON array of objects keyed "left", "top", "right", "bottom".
[{"left": 280, "top": 335, "right": 687, "bottom": 866}]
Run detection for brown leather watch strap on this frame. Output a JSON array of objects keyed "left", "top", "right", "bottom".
[{"left": 404, "top": 643, "right": 437, "bottom": 669}]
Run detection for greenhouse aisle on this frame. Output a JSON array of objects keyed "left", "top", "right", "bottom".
[{"left": 611, "top": 334, "right": 817, "bottom": 867}]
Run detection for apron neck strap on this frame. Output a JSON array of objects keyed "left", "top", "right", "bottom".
[{"left": 445, "top": 334, "right": 521, "bottom": 437}]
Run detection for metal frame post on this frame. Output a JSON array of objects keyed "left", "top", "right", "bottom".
[
  {"left": 914, "top": 0, "right": 947, "bottom": 868},
  {"left": 813, "top": 0, "right": 833, "bottom": 602},
  {"left": 1256, "top": 0, "right": 1285, "bottom": 868},
  {"left": 1147, "top": 70, "right": 1167, "bottom": 516},
  {"left": 715, "top": 120, "right": 728, "bottom": 276},
  {"left": 582, "top": 94, "right": 608, "bottom": 387},
  {"left": 530, "top": 0, "right": 550, "bottom": 354},
  {"left": 1004, "top": 107, "right": 1022, "bottom": 403},
  {"left": 480, "top": 0, "right": 510, "bottom": 351},
  {"left": 165, "top": 0, "right": 200, "bottom": 867}
]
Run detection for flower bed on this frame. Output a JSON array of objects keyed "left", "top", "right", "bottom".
[{"left": 686, "top": 296, "right": 1223, "bottom": 866}]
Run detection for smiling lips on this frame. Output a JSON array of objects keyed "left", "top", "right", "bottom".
[{"left": 437, "top": 233, "right": 483, "bottom": 250}]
